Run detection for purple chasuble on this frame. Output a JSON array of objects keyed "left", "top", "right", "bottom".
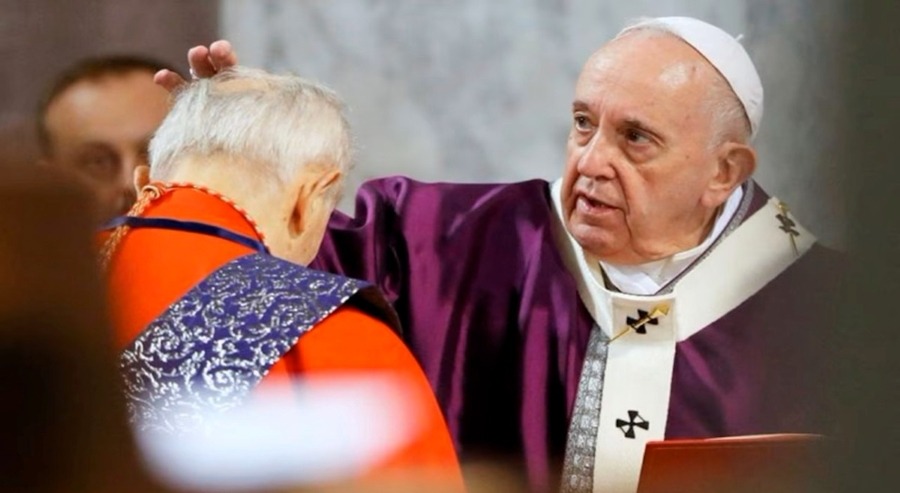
[{"left": 312, "top": 177, "right": 841, "bottom": 492}]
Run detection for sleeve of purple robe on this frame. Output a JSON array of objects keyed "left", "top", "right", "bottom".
[
  {"left": 310, "top": 176, "right": 596, "bottom": 493},
  {"left": 311, "top": 177, "right": 412, "bottom": 307}
]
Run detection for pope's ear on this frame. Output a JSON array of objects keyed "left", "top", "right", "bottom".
[
  {"left": 133, "top": 165, "right": 150, "bottom": 193},
  {"left": 704, "top": 143, "right": 756, "bottom": 208}
]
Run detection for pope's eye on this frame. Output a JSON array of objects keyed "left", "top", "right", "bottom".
[
  {"left": 574, "top": 115, "right": 592, "bottom": 131},
  {"left": 625, "top": 128, "right": 650, "bottom": 144}
]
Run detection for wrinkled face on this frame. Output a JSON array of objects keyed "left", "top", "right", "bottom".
[
  {"left": 43, "top": 71, "right": 169, "bottom": 221},
  {"left": 562, "top": 33, "right": 726, "bottom": 264}
]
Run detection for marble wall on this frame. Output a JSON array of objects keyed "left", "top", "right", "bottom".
[{"left": 221, "top": 0, "right": 847, "bottom": 247}]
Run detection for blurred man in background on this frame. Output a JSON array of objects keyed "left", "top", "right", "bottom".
[{"left": 38, "top": 55, "right": 172, "bottom": 221}]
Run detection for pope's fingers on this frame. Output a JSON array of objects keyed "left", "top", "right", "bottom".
[
  {"left": 208, "top": 40, "right": 238, "bottom": 70},
  {"left": 154, "top": 69, "right": 187, "bottom": 94},
  {"left": 188, "top": 46, "right": 218, "bottom": 78}
]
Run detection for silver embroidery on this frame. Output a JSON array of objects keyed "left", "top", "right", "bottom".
[
  {"left": 560, "top": 325, "right": 610, "bottom": 493},
  {"left": 120, "top": 254, "right": 366, "bottom": 434}
]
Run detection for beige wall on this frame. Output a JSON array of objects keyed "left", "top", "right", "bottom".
[{"left": 0, "top": 0, "right": 218, "bottom": 165}]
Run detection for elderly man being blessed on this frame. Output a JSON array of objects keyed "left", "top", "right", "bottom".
[{"left": 101, "top": 67, "right": 462, "bottom": 486}]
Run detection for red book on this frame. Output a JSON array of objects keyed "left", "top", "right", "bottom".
[{"left": 636, "top": 434, "right": 826, "bottom": 493}]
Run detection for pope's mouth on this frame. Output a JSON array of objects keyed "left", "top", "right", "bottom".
[{"left": 575, "top": 194, "right": 619, "bottom": 216}]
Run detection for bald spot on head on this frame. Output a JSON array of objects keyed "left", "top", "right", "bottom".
[{"left": 211, "top": 77, "right": 272, "bottom": 95}]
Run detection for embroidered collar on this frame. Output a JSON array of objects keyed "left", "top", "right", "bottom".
[{"left": 99, "top": 182, "right": 270, "bottom": 269}]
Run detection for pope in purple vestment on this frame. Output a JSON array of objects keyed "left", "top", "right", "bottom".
[
  {"left": 305, "top": 15, "right": 846, "bottom": 493},
  {"left": 311, "top": 176, "right": 841, "bottom": 492}
]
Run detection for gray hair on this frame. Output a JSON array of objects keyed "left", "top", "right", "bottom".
[
  {"left": 149, "top": 66, "right": 352, "bottom": 195},
  {"left": 616, "top": 20, "right": 752, "bottom": 147}
]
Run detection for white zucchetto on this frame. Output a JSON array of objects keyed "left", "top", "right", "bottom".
[{"left": 619, "top": 16, "right": 764, "bottom": 138}]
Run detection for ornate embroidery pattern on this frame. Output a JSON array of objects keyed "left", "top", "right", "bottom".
[
  {"left": 120, "top": 254, "right": 367, "bottom": 433},
  {"left": 560, "top": 326, "right": 610, "bottom": 493},
  {"left": 776, "top": 201, "right": 801, "bottom": 256}
]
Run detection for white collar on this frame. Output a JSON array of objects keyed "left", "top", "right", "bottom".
[
  {"left": 600, "top": 186, "right": 744, "bottom": 295},
  {"left": 548, "top": 178, "right": 815, "bottom": 340}
]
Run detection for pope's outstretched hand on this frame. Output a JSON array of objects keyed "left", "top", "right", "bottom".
[{"left": 154, "top": 40, "right": 239, "bottom": 92}]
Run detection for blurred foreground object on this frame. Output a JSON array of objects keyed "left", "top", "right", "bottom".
[
  {"left": 830, "top": 1, "right": 900, "bottom": 492},
  {"left": 138, "top": 375, "right": 427, "bottom": 491},
  {"left": 0, "top": 165, "right": 162, "bottom": 493},
  {"left": 0, "top": 119, "right": 40, "bottom": 169}
]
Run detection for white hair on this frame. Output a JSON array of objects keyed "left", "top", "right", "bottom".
[
  {"left": 616, "top": 19, "right": 751, "bottom": 147},
  {"left": 149, "top": 66, "right": 352, "bottom": 196}
]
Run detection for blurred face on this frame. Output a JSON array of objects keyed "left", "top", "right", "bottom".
[
  {"left": 562, "top": 32, "right": 727, "bottom": 265},
  {"left": 43, "top": 71, "right": 169, "bottom": 221}
]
